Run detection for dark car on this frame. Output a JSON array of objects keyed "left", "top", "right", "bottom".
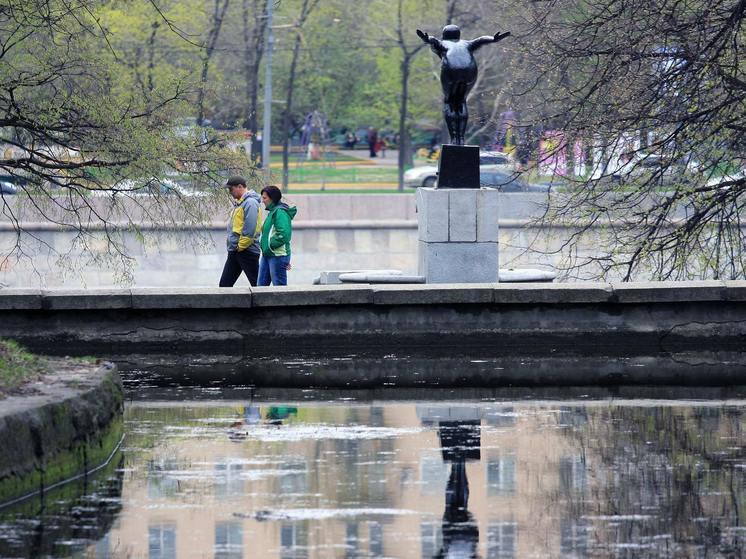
[
  {"left": 480, "top": 170, "right": 553, "bottom": 192},
  {"left": 0, "top": 180, "right": 18, "bottom": 195}
]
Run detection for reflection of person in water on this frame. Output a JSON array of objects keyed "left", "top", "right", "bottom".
[
  {"left": 265, "top": 406, "right": 298, "bottom": 425},
  {"left": 228, "top": 407, "right": 254, "bottom": 442},
  {"left": 228, "top": 404, "right": 300, "bottom": 440},
  {"left": 228, "top": 392, "right": 262, "bottom": 441},
  {"left": 435, "top": 420, "right": 481, "bottom": 558}
]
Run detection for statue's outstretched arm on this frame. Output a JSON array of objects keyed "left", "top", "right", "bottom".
[
  {"left": 468, "top": 31, "right": 511, "bottom": 52},
  {"left": 416, "top": 29, "right": 446, "bottom": 55}
]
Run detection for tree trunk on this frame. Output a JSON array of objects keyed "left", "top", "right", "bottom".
[
  {"left": 197, "top": 0, "right": 230, "bottom": 126},
  {"left": 282, "top": 31, "right": 303, "bottom": 190},
  {"left": 280, "top": 0, "right": 319, "bottom": 190},
  {"left": 398, "top": 55, "right": 411, "bottom": 191},
  {"left": 146, "top": 21, "right": 159, "bottom": 94},
  {"left": 242, "top": 0, "right": 267, "bottom": 134},
  {"left": 393, "top": 0, "right": 424, "bottom": 190}
]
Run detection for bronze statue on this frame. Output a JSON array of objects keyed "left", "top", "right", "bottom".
[{"left": 417, "top": 25, "right": 510, "bottom": 145}]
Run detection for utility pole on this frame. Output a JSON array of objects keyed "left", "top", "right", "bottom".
[{"left": 262, "top": 0, "right": 274, "bottom": 181}]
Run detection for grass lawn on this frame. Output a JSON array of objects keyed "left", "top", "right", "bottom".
[
  {"left": 284, "top": 187, "right": 416, "bottom": 194},
  {"left": 272, "top": 166, "right": 399, "bottom": 184},
  {"left": 268, "top": 151, "right": 368, "bottom": 164},
  {"left": 0, "top": 339, "right": 48, "bottom": 396}
]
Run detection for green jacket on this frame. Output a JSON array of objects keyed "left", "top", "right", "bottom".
[{"left": 260, "top": 202, "right": 297, "bottom": 257}]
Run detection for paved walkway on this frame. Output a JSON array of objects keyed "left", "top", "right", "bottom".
[
  {"left": 336, "top": 148, "right": 400, "bottom": 167},
  {"left": 285, "top": 182, "right": 404, "bottom": 191}
]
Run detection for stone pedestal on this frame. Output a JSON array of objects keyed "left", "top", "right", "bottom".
[
  {"left": 437, "top": 144, "right": 480, "bottom": 189},
  {"left": 416, "top": 187, "right": 500, "bottom": 283}
]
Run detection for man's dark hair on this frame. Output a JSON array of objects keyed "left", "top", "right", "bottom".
[
  {"left": 226, "top": 176, "right": 247, "bottom": 187},
  {"left": 261, "top": 185, "right": 282, "bottom": 204}
]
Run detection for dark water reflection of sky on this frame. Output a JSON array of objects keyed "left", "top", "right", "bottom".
[{"left": 2, "top": 392, "right": 746, "bottom": 558}]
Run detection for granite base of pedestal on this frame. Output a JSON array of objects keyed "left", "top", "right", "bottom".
[
  {"left": 418, "top": 241, "right": 499, "bottom": 283},
  {"left": 416, "top": 187, "right": 500, "bottom": 283}
]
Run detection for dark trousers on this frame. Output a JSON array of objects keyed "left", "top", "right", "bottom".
[{"left": 219, "top": 250, "right": 259, "bottom": 287}]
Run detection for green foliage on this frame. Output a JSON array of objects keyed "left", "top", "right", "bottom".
[{"left": 0, "top": 339, "right": 48, "bottom": 394}]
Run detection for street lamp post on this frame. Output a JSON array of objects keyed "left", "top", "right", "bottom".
[{"left": 262, "top": 0, "right": 274, "bottom": 181}]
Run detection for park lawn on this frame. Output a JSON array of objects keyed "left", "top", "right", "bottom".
[
  {"left": 284, "top": 187, "right": 416, "bottom": 194},
  {"left": 268, "top": 151, "right": 368, "bottom": 164},
  {"left": 0, "top": 339, "right": 49, "bottom": 396},
  {"left": 273, "top": 166, "right": 399, "bottom": 184}
]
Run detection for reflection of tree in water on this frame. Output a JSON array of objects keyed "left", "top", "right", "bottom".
[
  {"left": 0, "top": 455, "right": 124, "bottom": 557},
  {"left": 561, "top": 405, "right": 746, "bottom": 556}
]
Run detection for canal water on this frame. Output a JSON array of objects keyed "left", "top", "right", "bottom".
[{"left": 1, "top": 378, "right": 745, "bottom": 558}]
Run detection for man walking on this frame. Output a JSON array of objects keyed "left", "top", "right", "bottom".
[{"left": 219, "top": 176, "right": 262, "bottom": 287}]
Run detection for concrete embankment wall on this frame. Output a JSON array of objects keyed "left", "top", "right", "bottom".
[
  {"left": 0, "top": 192, "right": 562, "bottom": 287},
  {"left": 1, "top": 282, "right": 745, "bottom": 359},
  {"left": 0, "top": 364, "right": 123, "bottom": 506}
]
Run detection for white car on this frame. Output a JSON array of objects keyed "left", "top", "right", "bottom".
[
  {"left": 705, "top": 169, "right": 745, "bottom": 189},
  {"left": 403, "top": 151, "right": 515, "bottom": 188},
  {"left": 92, "top": 177, "right": 205, "bottom": 197}
]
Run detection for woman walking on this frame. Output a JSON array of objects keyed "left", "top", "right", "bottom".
[{"left": 258, "top": 185, "right": 297, "bottom": 286}]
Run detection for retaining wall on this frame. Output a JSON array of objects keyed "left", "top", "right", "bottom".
[
  {"left": 0, "top": 364, "right": 123, "bottom": 506},
  {"left": 0, "top": 282, "right": 745, "bottom": 359}
]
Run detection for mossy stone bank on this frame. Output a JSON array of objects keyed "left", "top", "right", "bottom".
[{"left": 0, "top": 362, "right": 123, "bottom": 506}]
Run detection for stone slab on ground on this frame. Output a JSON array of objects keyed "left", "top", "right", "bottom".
[
  {"left": 338, "top": 273, "right": 425, "bottom": 284},
  {"left": 316, "top": 269, "right": 404, "bottom": 285},
  {"left": 498, "top": 268, "right": 556, "bottom": 282}
]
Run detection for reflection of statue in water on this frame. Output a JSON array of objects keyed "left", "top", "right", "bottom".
[
  {"left": 435, "top": 420, "right": 481, "bottom": 558},
  {"left": 417, "top": 25, "right": 510, "bottom": 145}
]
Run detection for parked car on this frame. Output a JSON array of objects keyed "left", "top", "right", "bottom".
[
  {"left": 403, "top": 151, "right": 515, "bottom": 188},
  {"left": 0, "top": 180, "right": 18, "bottom": 195},
  {"left": 480, "top": 170, "right": 555, "bottom": 192},
  {"left": 92, "top": 177, "right": 204, "bottom": 197},
  {"left": 705, "top": 169, "right": 746, "bottom": 189},
  {"left": 609, "top": 152, "right": 684, "bottom": 182}
]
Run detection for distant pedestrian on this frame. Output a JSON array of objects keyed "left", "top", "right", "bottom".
[
  {"left": 219, "top": 176, "right": 262, "bottom": 287},
  {"left": 345, "top": 131, "right": 358, "bottom": 149},
  {"left": 428, "top": 134, "right": 440, "bottom": 158},
  {"left": 258, "top": 185, "right": 297, "bottom": 286},
  {"left": 375, "top": 136, "right": 387, "bottom": 157},
  {"left": 367, "top": 127, "right": 378, "bottom": 158}
]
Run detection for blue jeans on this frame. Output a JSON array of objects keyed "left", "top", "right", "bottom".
[{"left": 258, "top": 255, "right": 290, "bottom": 286}]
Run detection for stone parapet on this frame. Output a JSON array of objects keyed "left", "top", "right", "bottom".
[
  {"left": 1, "top": 283, "right": 746, "bottom": 384},
  {"left": 0, "top": 281, "right": 744, "bottom": 309}
]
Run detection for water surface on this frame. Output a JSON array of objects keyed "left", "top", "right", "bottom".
[{"left": 2, "top": 388, "right": 745, "bottom": 558}]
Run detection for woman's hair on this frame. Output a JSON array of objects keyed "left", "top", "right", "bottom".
[{"left": 261, "top": 185, "right": 282, "bottom": 204}]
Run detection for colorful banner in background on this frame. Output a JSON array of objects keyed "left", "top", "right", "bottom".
[
  {"left": 539, "top": 131, "right": 568, "bottom": 176},
  {"left": 573, "top": 140, "right": 586, "bottom": 177}
]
